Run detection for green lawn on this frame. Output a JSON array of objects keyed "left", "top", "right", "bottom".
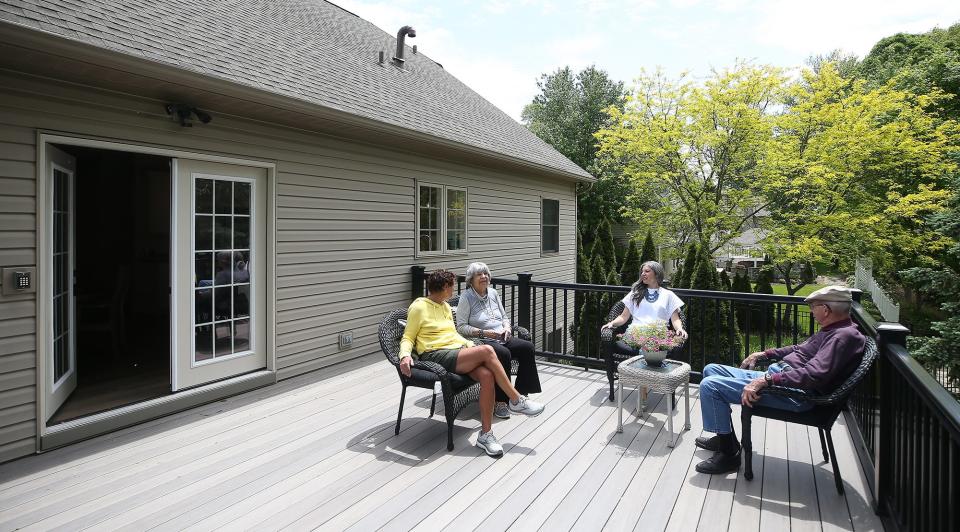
[{"left": 753, "top": 283, "right": 828, "bottom": 297}]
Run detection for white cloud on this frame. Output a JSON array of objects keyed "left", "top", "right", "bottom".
[{"left": 754, "top": 0, "right": 960, "bottom": 57}]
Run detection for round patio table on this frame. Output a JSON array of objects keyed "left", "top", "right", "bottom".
[{"left": 616, "top": 355, "right": 691, "bottom": 447}]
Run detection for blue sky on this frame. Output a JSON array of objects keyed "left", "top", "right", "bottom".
[{"left": 334, "top": 0, "right": 960, "bottom": 120}]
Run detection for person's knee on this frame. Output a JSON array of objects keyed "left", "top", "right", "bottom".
[
  {"left": 703, "top": 363, "right": 724, "bottom": 377},
  {"left": 700, "top": 376, "right": 720, "bottom": 395},
  {"left": 513, "top": 340, "right": 535, "bottom": 358}
]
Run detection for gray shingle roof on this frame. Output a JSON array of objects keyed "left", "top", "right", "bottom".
[{"left": 0, "top": 0, "right": 592, "bottom": 179}]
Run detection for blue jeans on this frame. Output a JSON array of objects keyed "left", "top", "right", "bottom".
[{"left": 699, "top": 363, "right": 813, "bottom": 435}]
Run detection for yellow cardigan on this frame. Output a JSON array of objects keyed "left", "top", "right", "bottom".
[{"left": 399, "top": 297, "right": 474, "bottom": 360}]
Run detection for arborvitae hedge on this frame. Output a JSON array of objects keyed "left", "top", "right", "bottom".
[
  {"left": 620, "top": 239, "right": 640, "bottom": 286},
  {"left": 685, "top": 245, "right": 743, "bottom": 368},
  {"left": 640, "top": 230, "right": 657, "bottom": 265},
  {"left": 753, "top": 267, "right": 776, "bottom": 333}
]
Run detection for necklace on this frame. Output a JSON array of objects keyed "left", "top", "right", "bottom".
[
  {"left": 477, "top": 291, "right": 500, "bottom": 319},
  {"left": 645, "top": 288, "right": 660, "bottom": 303}
]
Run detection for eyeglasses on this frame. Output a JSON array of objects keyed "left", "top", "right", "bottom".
[{"left": 808, "top": 303, "right": 827, "bottom": 311}]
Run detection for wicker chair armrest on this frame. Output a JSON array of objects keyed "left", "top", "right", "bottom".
[
  {"left": 411, "top": 359, "right": 449, "bottom": 379},
  {"left": 514, "top": 326, "right": 531, "bottom": 342},
  {"left": 761, "top": 385, "right": 835, "bottom": 405},
  {"left": 600, "top": 327, "right": 614, "bottom": 343}
]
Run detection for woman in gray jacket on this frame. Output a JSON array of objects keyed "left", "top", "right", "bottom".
[{"left": 457, "top": 262, "right": 542, "bottom": 419}]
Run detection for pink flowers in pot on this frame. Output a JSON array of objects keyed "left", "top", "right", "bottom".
[{"left": 620, "top": 320, "right": 684, "bottom": 352}]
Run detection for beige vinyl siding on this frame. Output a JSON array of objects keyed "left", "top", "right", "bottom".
[
  {"left": 0, "top": 70, "right": 579, "bottom": 461},
  {"left": 0, "top": 122, "right": 38, "bottom": 463}
]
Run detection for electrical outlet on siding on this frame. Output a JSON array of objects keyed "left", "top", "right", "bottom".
[{"left": 338, "top": 331, "right": 353, "bottom": 349}]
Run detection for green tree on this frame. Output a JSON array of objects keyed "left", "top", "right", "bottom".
[
  {"left": 761, "top": 62, "right": 957, "bottom": 292},
  {"left": 595, "top": 63, "right": 784, "bottom": 255},
  {"left": 900, "top": 174, "right": 960, "bottom": 385},
  {"left": 522, "top": 65, "right": 631, "bottom": 235},
  {"left": 639, "top": 230, "right": 657, "bottom": 264},
  {"left": 574, "top": 256, "right": 609, "bottom": 357},
  {"left": 730, "top": 268, "right": 752, "bottom": 328},
  {"left": 686, "top": 246, "right": 743, "bottom": 366},
  {"left": 675, "top": 242, "right": 699, "bottom": 289},
  {"left": 571, "top": 229, "right": 591, "bottom": 342},
  {"left": 859, "top": 23, "right": 960, "bottom": 120},
  {"left": 620, "top": 238, "right": 640, "bottom": 286},
  {"left": 719, "top": 269, "right": 732, "bottom": 291},
  {"left": 753, "top": 267, "right": 776, "bottom": 333},
  {"left": 595, "top": 218, "right": 618, "bottom": 273}
]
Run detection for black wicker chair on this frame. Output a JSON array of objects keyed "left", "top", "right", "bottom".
[
  {"left": 379, "top": 307, "right": 480, "bottom": 451},
  {"left": 600, "top": 300, "right": 688, "bottom": 401},
  {"left": 741, "top": 335, "right": 878, "bottom": 494}
]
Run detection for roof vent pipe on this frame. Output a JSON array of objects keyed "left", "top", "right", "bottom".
[{"left": 393, "top": 25, "right": 416, "bottom": 66}]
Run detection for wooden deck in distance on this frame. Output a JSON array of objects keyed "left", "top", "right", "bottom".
[{"left": 0, "top": 355, "right": 884, "bottom": 531}]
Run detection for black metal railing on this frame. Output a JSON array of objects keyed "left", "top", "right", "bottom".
[
  {"left": 845, "top": 314, "right": 960, "bottom": 532},
  {"left": 412, "top": 267, "right": 819, "bottom": 379}
]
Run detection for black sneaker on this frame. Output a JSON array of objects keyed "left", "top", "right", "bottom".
[{"left": 695, "top": 451, "right": 742, "bottom": 474}]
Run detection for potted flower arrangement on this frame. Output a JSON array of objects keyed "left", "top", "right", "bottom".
[{"left": 620, "top": 319, "right": 684, "bottom": 366}]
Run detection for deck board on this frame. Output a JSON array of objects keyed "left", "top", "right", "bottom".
[{"left": 0, "top": 355, "right": 884, "bottom": 531}]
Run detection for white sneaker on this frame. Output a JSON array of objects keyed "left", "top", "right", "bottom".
[
  {"left": 494, "top": 402, "right": 511, "bottom": 419},
  {"left": 476, "top": 430, "right": 504, "bottom": 457},
  {"left": 509, "top": 395, "right": 544, "bottom": 416}
]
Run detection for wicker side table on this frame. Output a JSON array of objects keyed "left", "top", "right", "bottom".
[{"left": 616, "top": 355, "right": 691, "bottom": 447}]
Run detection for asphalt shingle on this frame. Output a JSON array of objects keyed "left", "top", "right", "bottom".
[{"left": 0, "top": 0, "right": 591, "bottom": 179}]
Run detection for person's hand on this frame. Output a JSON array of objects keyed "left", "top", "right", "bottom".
[
  {"left": 675, "top": 328, "right": 688, "bottom": 340},
  {"left": 399, "top": 356, "right": 413, "bottom": 377},
  {"left": 502, "top": 326, "right": 512, "bottom": 341},
  {"left": 740, "top": 351, "right": 764, "bottom": 369},
  {"left": 741, "top": 376, "right": 766, "bottom": 407},
  {"left": 601, "top": 322, "right": 614, "bottom": 331}
]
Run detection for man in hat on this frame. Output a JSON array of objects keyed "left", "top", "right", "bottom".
[{"left": 694, "top": 285, "right": 866, "bottom": 474}]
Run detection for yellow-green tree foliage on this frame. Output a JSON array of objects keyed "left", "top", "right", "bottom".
[
  {"left": 595, "top": 64, "right": 784, "bottom": 256},
  {"left": 761, "top": 63, "right": 957, "bottom": 292}
]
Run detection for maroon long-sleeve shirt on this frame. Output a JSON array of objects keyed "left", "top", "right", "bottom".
[{"left": 763, "top": 318, "right": 866, "bottom": 394}]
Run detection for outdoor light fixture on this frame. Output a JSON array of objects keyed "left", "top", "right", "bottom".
[{"left": 165, "top": 103, "right": 212, "bottom": 127}]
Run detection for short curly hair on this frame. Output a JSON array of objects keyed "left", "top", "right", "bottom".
[{"left": 426, "top": 269, "right": 457, "bottom": 294}]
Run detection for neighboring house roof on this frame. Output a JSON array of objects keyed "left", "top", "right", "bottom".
[{"left": 0, "top": 0, "right": 592, "bottom": 180}]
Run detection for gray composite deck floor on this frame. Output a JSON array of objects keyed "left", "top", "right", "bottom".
[{"left": 0, "top": 355, "right": 884, "bottom": 531}]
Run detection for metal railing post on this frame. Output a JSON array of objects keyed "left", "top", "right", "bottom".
[
  {"left": 410, "top": 265, "right": 425, "bottom": 301},
  {"left": 517, "top": 272, "right": 532, "bottom": 330},
  {"left": 875, "top": 322, "right": 910, "bottom": 516}
]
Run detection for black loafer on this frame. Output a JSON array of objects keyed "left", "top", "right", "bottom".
[
  {"left": 695, "top": 451, "right": 742, "bottom": 474},
  {"left": 695, "top": 435, "right": 722, "bottom": 452}
]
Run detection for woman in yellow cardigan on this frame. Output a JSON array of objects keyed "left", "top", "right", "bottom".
[{"left": 400, "top": 269, "right": 544, "bottom": 456}]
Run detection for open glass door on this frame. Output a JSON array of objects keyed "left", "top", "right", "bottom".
[
  {"left": 45, "top": 146, "right": 77, "bottom": 421},
  {"left": 172, "top": 159, "right": 267, "bottom": 390}
]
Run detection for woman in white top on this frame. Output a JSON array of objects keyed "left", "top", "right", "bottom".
[{"left": 601, "top": 261, "right": 689, "bottom": 348}]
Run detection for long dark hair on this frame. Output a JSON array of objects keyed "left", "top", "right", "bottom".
[{"left": 630, "top": 261, "right": 665, "bottom": 307}]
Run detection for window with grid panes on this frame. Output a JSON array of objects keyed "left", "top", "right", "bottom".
[
  {"left": 193, "top": 177, "right": 252, "bottom": 362},
  {"left": 418, "top": 183, "right": 467, "bottom": 255}
]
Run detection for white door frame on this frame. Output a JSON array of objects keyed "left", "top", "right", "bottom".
[{"left": 36, "top": 133, "right": 277, "bottom": 440}]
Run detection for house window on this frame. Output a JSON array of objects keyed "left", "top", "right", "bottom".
[
  {"left": 541, "top": 198, "right": 559, "bottom": 253},
  {"left": 418, "top": 183, "right": 467, "bottom": 255}
]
